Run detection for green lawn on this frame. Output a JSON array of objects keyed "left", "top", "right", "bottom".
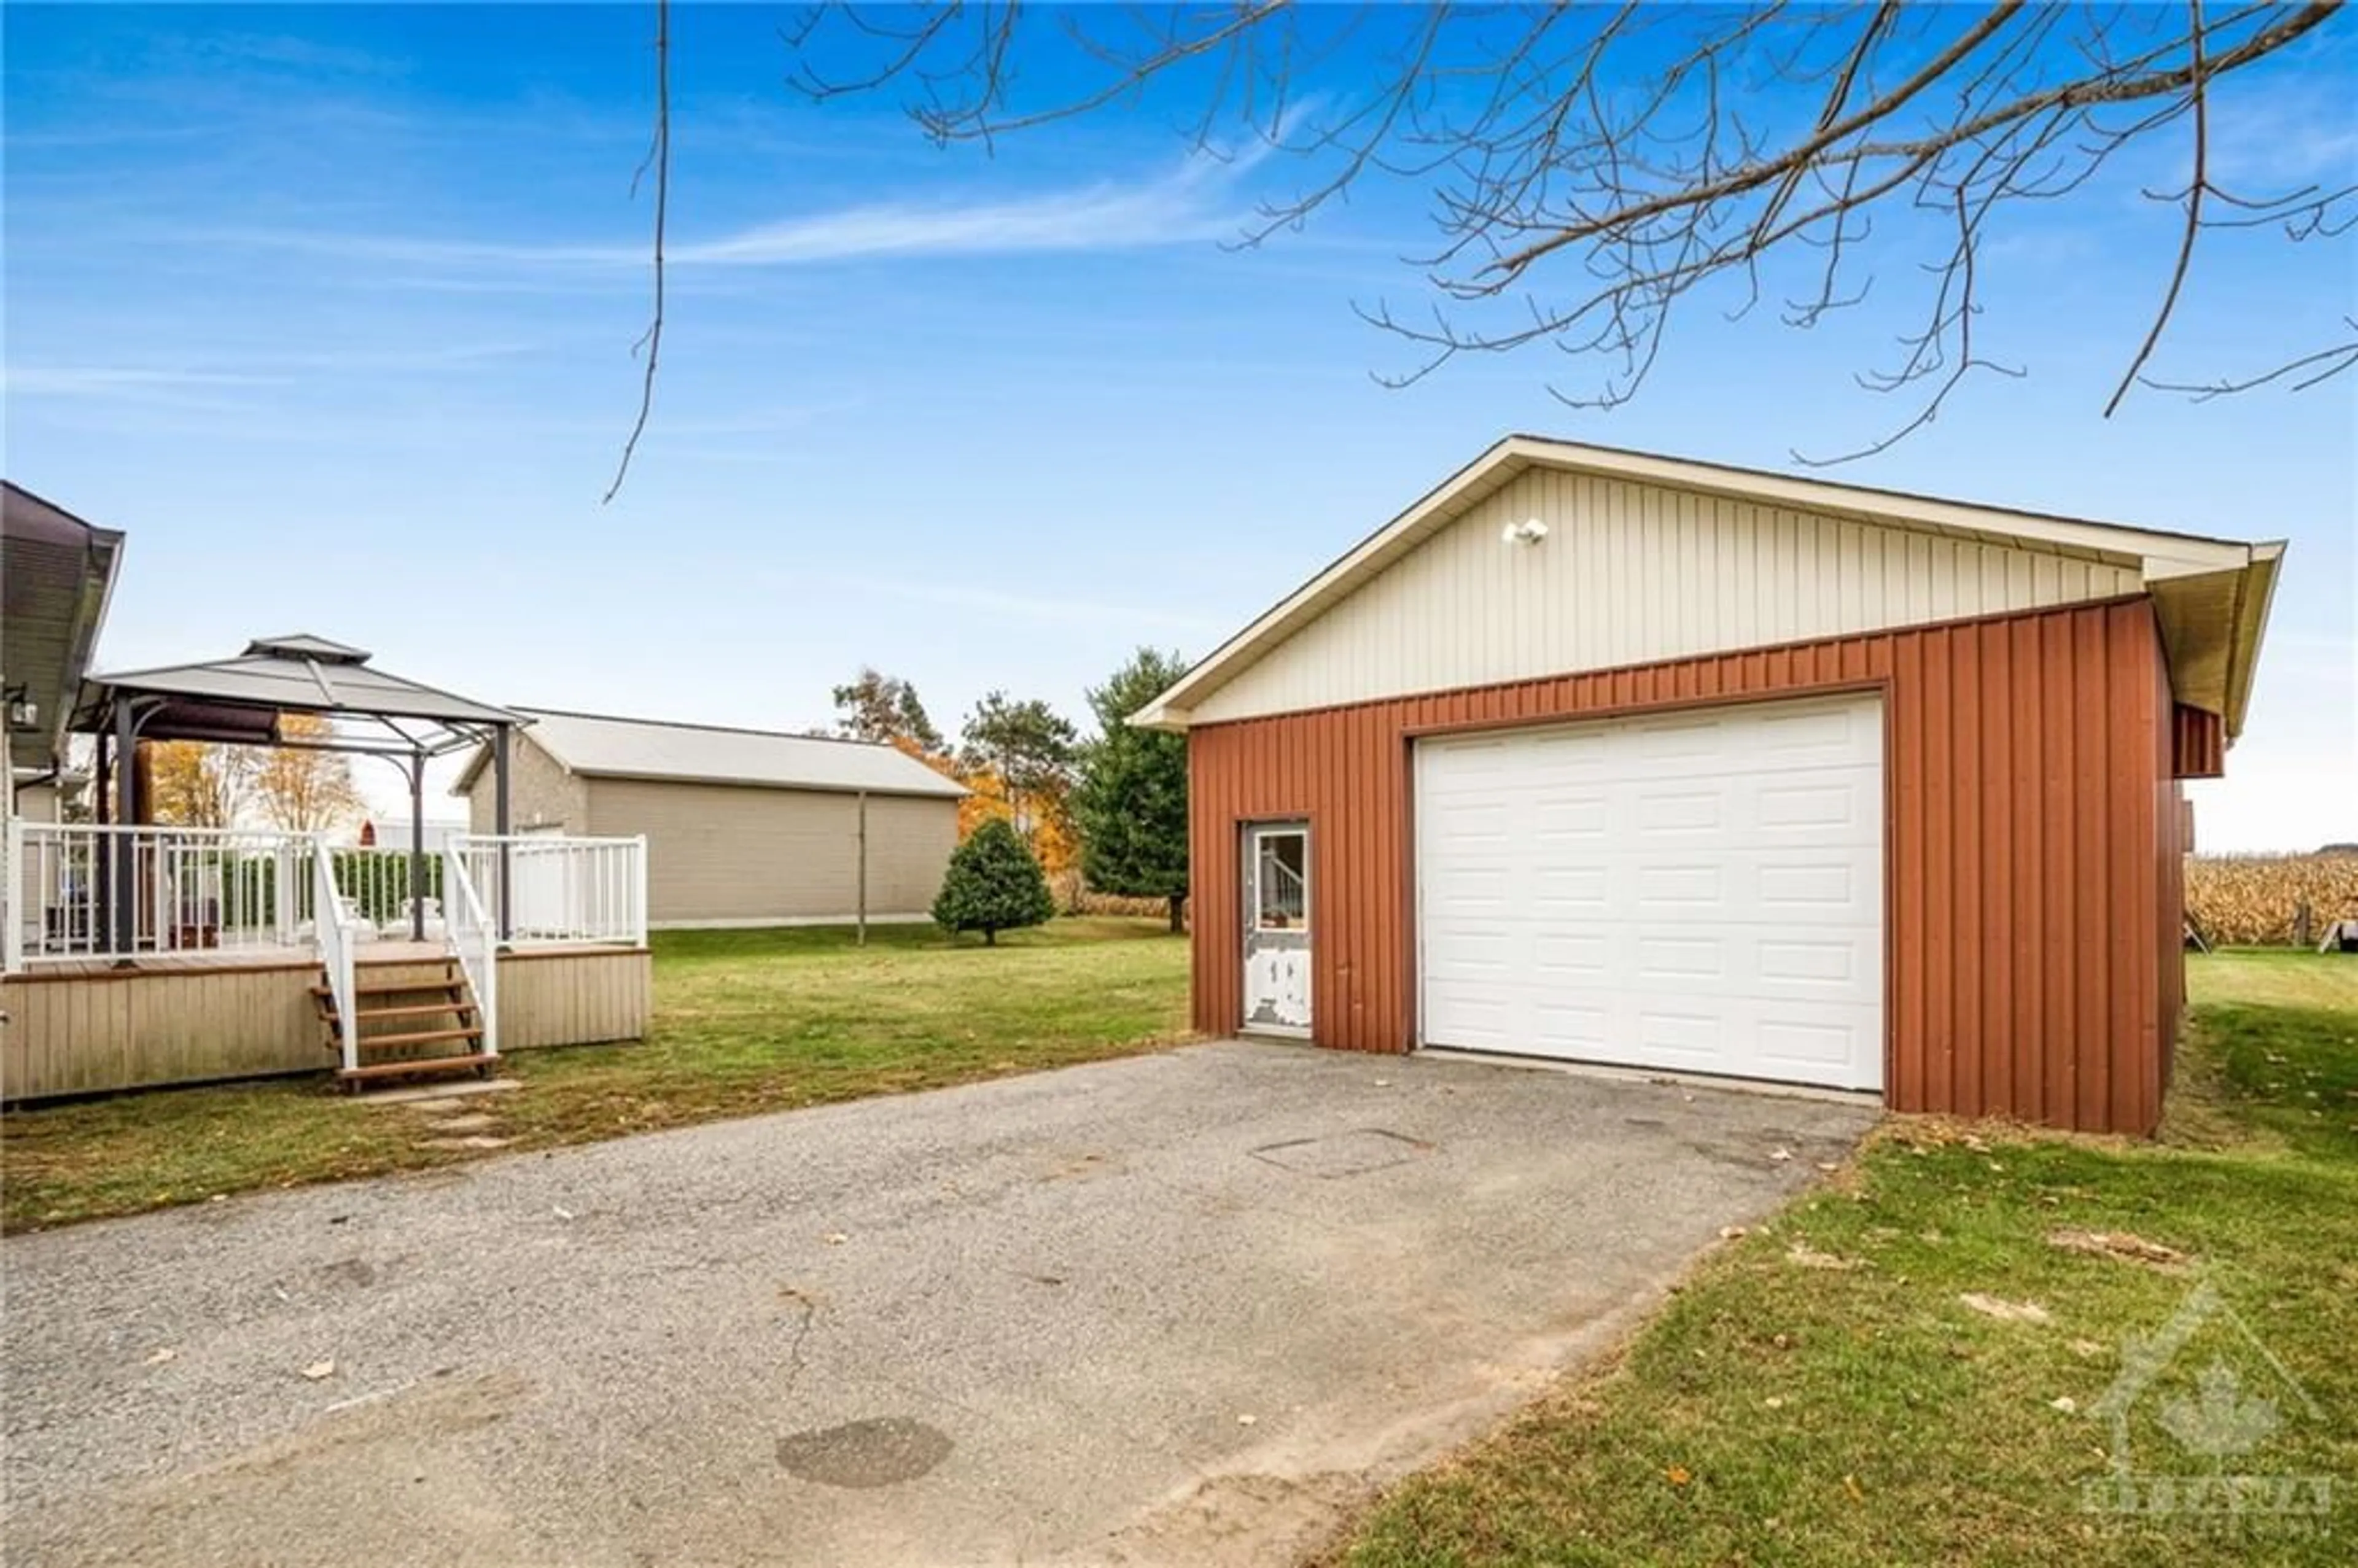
[
  {"left": 0, "top": 917, "right": 1189, "bottom": 1232},
  {"left": 1335, "top": 949, "right": 2358, "bottom": 1567}
]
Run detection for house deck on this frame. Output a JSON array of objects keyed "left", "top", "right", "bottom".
[{"left": 2, "top": 942, "right": 651, "bottom": 1102}]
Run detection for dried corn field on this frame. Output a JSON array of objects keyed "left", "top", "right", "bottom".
[{"left": 2186, "top": 853, "right": 2358, "bottom": 946}]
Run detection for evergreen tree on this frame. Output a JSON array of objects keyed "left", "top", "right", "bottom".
[
  {"left": 1072, "top": 648, "right": 1190, "bottom": 933},
  {"left": 932, "top": 817, "right": 1054, "bottom": 945}
]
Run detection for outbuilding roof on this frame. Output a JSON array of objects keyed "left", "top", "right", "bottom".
[
  {"left": 456, "top": 708, "right": 968, "bottom": 800},
  {"left": 1135, "top": 435, "right": 2284, "bottom": 737}
]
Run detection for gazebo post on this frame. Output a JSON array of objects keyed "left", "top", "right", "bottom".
[
  {"left": 111, "top": 699, "right": 137, "bottom": 955},
  {"left": 408, "top": 748, "right": 428, "bottom": 942},
  {"left": 492, "top": 723, "right": 513, "bottom": 941},
  {"left": 92, "top": 726, "right": 112, "bottom": 949}
]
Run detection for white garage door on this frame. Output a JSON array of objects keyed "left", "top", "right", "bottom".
[{"left": 1415, "top": 693, "right": 1884, "bottom": 1091}]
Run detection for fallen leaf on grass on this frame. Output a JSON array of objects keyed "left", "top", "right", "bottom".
[
  {"left": 1786, "top": 1241, "right": 1860, "bottom": 1271},
  {"left": 301, "top": 1360, "right": 335, "bottom": 1381},
  {"left": 1843, "top": 1473, "right": 1866, "bottom": 1502},
  {"left": 2050, "top": 1395, "right": 2079, "bottom": 1413},
  {"left": 2045, "top": 1228, "right": 2186, "bottom": 1269},
  {"left": 2069, "top": 1338, "right": 2107, "bottom": 1358},
  {"left": 1960, "top": 1292, "right": 2051, "bottom": 1325},
  {"left": 1666, "top": 1465, "right": 1692, "bottom": 1486}
]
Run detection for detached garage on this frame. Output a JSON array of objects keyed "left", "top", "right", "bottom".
[
  {"left": 456, "top": 708, "right": 965, "bottom": 930},
  {"left": 1137, "top": 438, "right": 2284, "bottom": 1133}
]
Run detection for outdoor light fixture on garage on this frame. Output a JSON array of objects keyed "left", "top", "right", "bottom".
[{"left": 1501, "top": 518, "right": 1549, "bottom": 545}]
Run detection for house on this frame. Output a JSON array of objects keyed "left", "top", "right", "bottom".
[
  {"left": 1136, "top": 437, "right": 2283, "bottom": 1135},
  {"left": 454, "top": 708, "right": 966, "bottom": 930}
]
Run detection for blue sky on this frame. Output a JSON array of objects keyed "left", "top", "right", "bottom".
[{"left": 4, "top": 4, "right": 2352, "bottom": 848}]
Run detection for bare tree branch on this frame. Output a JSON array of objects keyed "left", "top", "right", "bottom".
[
  {"left": 604, "top": 0, "right": 670, "bottom": 505},
  {"left": 2106, "top": 0, "right": 2211, "bottom": 416},
  {"left": 2144, "top": 316, "right": 2358, "bottom": 397},
  {"left": 751, "top": 1, "right": 2356, "bottom": 460}
]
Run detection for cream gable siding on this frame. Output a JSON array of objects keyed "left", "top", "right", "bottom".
[{"left": 1189, "top": 470, "right": 2146, "bottom": 724}]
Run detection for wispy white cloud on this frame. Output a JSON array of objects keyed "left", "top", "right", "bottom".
[
  {"left": 211, "top": 142, "right": 1272, "bottom": 276},
  {"left": 2, "top": 342, "right": 552, "bottom": 407},
  {"left": 190, "top": 32, "right": 405, "bottom": 79},
  {"left": 1, "top": 365, "right": 282, "bottom": 395},
  {"left": 2197, "top": 67, "right": 2358, "bottom": 190}
]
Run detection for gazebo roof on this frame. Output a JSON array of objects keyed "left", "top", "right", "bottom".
[{"left": 77, "top": 632, "right": 524, "bottom": 755}]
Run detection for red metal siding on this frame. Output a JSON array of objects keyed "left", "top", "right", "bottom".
[
  {"left": 2157, "top": 664, "right": 2190, "bottom": 1092},
  {"left": 1188, "top": 597, "right": 2179, "bottom": 1134},
  {"left": 2172, "top": 703, "right": 2227, "bottom": 778}
]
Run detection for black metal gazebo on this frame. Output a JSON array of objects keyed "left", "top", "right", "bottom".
[{"left": 74, "top": 634, "right": 526, "bottom": 950}]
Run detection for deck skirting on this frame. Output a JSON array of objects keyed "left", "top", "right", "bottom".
[{"left": 1, "top": 946, "right": 650, "bottom": 1101}]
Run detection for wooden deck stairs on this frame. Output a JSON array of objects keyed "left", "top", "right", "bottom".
[{"left": 311, "top": 954, "right": 496, "bottom": 1088}]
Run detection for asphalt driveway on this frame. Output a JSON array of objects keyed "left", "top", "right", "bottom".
[{"left": 3, "top": 1041, "right": 1874, "bottom": 1567}]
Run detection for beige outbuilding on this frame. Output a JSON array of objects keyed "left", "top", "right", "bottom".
[{"left": 456, "top": 708, "right": 965, "bottom": 930}]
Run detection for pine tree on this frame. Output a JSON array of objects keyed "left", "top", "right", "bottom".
[
  {"left": 1072, "top": 649, "right": 1190, "bottom": 932},
  {"left": 931, "top": 817, "right": 1055, "bottom": 945}
]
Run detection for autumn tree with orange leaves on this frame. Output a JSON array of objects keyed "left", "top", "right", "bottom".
[
  {"left": 145, "top": 741, "right": 253, "bottom": 828},
  {"left": 251, "top": 713, "right": 364, "bottom": 833}
]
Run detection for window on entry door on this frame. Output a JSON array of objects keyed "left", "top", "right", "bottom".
[{"left": 1254, "top": 829, "right": 1308, "bottom": 931}]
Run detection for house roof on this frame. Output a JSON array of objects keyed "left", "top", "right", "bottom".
[
  {"left": 1135, "top": 435, "right": 2285, "bottom": 737},
  {"left": 454, "top": 708, "right": 969, "bottom": 800},
  {"left": 2, "top": 481, "right": 125, "bottom": 772},
  {"left": 82, "top": 632, "right": 525, "bottom": 747}
]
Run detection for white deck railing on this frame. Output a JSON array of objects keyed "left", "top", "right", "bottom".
[
  {"left": 4, "top": 823, "right": 647, "bottom": 971},
  {"left": 313, "top": 844, "right": 360, "bottom": 1073},
  {"left": 330, "top": 845, "right": 443, "bottom": 937},
  {"left": 454, "top": 833, "right": 647, "bottom": 948},
  {"left": 442, "top": 842, "right": 499, "bottom": 1061},
  {"left": 7, "top": 822, "right": 323, "bottom": 965}
]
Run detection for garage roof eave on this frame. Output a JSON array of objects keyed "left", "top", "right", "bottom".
[
  {"left": 1131, "top": 699, "right": 1189, "bottom": 734},
  {"left": 2146, "top": 540, "right": 2284, "bottom": 743},
  {"left": 2224, "top": 540, "right": 2284, "bottom": 740}
]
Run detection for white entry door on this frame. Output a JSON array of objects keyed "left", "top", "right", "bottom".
[
  {"left": 1241, "top": 821, "right": 1312, "bottom": 1036},
  {"left": 1415, "top": 693, "right": 1884, "bottom": 1091}
]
